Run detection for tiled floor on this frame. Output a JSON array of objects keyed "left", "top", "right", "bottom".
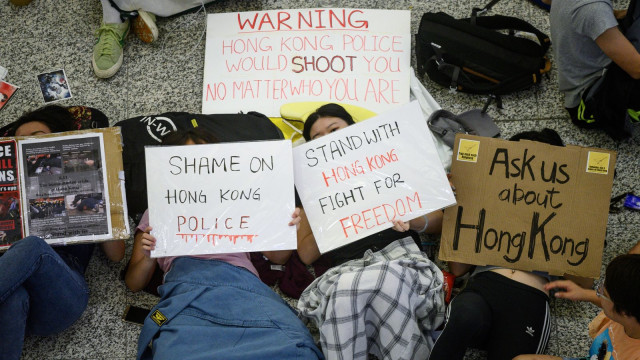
[{"left": 1, "top": 0, "right": 639, "bottom": 359}]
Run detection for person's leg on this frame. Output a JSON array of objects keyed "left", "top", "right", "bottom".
[
  {"left": 428, "top": 289, "right": 492, "bottom": 360},
  {"left": 93, "top": 0, "right": 130, "bottom": 78},
  {"left": 587, "top": 63, "right": 639, "bottom": 139},
  {"left": 101, "top": 0, "right": 123, "bottom": 23},
  {"left": 0, "top": 286, "right": 29, "bottom": 358},
  {"left": 0, "top": 237, "right": 89, "bottom": 337},
  {"left": 140, "top": 258, "right": 322, "bottom": 360},
  {"left": 118, "top": 0, "right": 213, "bottom": 17},
  {"left": 483, "top": 274, "right": 551, "bottom": 360}
]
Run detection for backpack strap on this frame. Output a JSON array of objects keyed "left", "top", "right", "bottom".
[
  {"left": 429, "top": 43, "right": 466, "bottom": 92},
  {"left": 471, "top": 0, "right": 502, "bottom": 24},
  {"left": 471, "top": 15, "right": 551, "bottom": 54}
]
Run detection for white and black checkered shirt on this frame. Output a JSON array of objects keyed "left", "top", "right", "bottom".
[{"left": 298, "top": 238, "right": 445, "bottom": 360}]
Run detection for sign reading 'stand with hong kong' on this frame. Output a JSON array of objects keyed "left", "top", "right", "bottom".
[{"left": 293, "top": 101, "right": 456, "bottom": 254}]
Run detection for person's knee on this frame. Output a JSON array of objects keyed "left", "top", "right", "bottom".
[{"left": 10, "top": 236, "right": 47, "bottom": 251}]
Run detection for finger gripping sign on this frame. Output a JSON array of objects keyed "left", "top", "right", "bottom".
[
  {"left": 293, "top": 101, "right": 456, "bottom": 254},
  {"left": 440, "top": 134, "right": 617, "bottom": 278},
  {"left": 201, "top": 8, "right": 411, "bottom": 117},
  {"left": 146, "top": 140, "right": 295, "bottom": 257}
]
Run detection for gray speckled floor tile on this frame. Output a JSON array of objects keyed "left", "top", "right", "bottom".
[
  {"left": 4, "top": 1, "right": 640, "bottom": 359},
  {"left": 0, "top": 37, "right": 128, "bottom": 127},
  {"left": 0, "top": 0, "right": 53, "bottom": 40},
  {"left": 125, "top": 35, "right": 206, "bottom": 116}
]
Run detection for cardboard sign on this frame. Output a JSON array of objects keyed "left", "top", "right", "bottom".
[
  {"left": 0, "top": 128, "right": 129, "bottom": 251},
  {"left": 439, "top": 134, "right": 617, "bottom": 278},
  {"left": 293, "top": 101, "right": 456, "bottom": 254},
  {"left": 202, "top": 8, "right": 411, "bottom": 117},
  {"left": 146, "top": 140, "right": 296, "bottom": 257}
]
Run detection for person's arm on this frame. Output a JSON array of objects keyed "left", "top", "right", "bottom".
[
  {"left": 100, "top": 240, "right": 125, "bottom": 262},
  {"left": 563, "top": 274, "right": 595, "bottom": 289},
  {"left": 391, "top": 210, "right": 444, "bottom": 234},
  {"left": 614, "top": 9, "right": 628, "bottom": 19},
  {"left": 261, "top": 208, "right": 301, "bottom": 264},
  {"left": 448, "top": 261, "right": 472, "bottom": 277},
  {"left": 595, "top": 26, "right": 640, "bottom": 79},
  {"left": 512, "top": 355, "right": 562, "bottom": 360},
  {"left": 124, "top": 227, "right": 158, "bottom": 292},
  {"left": 544, "top": 279, "right": 601, "bottom": 308},
  {"left": 297, "top": 208, "right": 321, "bottom": 265},
  {"left": 630, "top": 240, "right": 640, "bottom": 254}
]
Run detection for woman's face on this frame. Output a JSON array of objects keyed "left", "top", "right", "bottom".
[
  {"left": 15, "top": 121, "right": 52, "bottom": 136},
  {"left": 309, "top": 116, "right": 350, "bottom": 140}
]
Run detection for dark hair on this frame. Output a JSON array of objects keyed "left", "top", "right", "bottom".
[
  {"left": 161, "top": 127, "right": 219, "bottom": 146},
  {"left": 0, "top": 93, "right": 7, "bottom": 102},
  {"left": 605, "top": 254, "right": 640, "bottom": 321},
  {"left": 303, "top": 103, "right": 355, "bottom": 141},
  {"left": 8, "top": 105, "right": 76, "bottom": 136},
  {"left": 509, "top": 128, "right": 564, "bottom": 146}
]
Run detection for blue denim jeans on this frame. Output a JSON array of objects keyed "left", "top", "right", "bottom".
[
  {"left": 137, "top": 257, "right": 324, "bottom": 360},
  {"left": 0, "top": 236, "right": 89, "bottom": 359}
]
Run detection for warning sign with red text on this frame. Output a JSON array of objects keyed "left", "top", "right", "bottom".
[
  {"left": 293, "top": 101, "right": 456, "bottom": 254},
  {"left": 202, "top": 8, "right": 411, "bottom": 116}
]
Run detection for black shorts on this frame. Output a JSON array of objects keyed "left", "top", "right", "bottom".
[{"left": 429, "top": 271, "right": 551, "bottom": 360}]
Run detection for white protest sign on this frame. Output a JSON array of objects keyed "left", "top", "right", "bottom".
[
  {"left": 146, "top": 140, "right": 295, "bottom": 257},
  {"left": 293, "top": 101, "right": 456, "bottom": 253},
  {"left": 202, "top": 8, "right": 411, "bottom": 117}
]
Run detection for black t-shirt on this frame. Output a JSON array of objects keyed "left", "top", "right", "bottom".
[{"left": 326, "top": 228, "right": 422, "bottom": 266}]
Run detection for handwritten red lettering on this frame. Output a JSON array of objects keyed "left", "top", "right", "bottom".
[
  {"left": 364, "top": 79, "right": 399, "bottom": 104},
  {"left": 175, "top": 233, "right": 258, "bottom": 246},
  {"left": 365, "top": 149, "right": 399, "bottom": 171},
  {"left": 238, "top": 9, "right": 369, "bottom": 32},
  {"left": 339, "top": 192, "right": 423, "bottom": 238}
]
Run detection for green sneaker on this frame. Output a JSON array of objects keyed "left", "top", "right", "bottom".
[{"left": 92, "top": 21, "right": 129, "bottom": 79}]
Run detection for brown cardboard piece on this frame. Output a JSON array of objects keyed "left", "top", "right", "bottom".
[{"left": 439, "top": 134, "right": 616, "bottom": 278}]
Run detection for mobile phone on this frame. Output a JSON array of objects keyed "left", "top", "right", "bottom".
[{"left": 122, "top": 305, "right": 151, "bottom": 325}]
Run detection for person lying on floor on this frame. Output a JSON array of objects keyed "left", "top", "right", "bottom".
[
  {"left": 429, "top": 129, "right": 573, "bottom": 360},
  {"left": 296, "top": 103, "right": 447, "bottom": 360},
  {"left": 0, "top": 105, "right": 125, "bottom": 359},
  {"left": 125, "top": 128, "right": 323, "bottom": 360}
]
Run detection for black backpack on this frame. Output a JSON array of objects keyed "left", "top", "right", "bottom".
[
  {"left": 416, "top": 0, "right": 551, "bottom": 110},
  {"left": 114, "top": 111, "right": 283, "bottom": 221}
]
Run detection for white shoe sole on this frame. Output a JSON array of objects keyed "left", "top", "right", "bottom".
[{"left": 133, "top": 10, "right": 159, "bottom": 43}]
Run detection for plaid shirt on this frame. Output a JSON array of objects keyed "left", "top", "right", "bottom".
[{"left": 298, "top": 238, "right": 445, "bottom": 360}]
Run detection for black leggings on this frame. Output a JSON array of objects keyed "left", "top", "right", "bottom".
[{"left": 429, "top": 272, "right": 550, "bottom": 360}]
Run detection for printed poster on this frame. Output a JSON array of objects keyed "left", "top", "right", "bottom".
[
  {"left": 0, "top": 140, "right": 23, "bottom": 249},
  {"left": 18, "top": 133, "right": 112, "bottom": 243}
]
